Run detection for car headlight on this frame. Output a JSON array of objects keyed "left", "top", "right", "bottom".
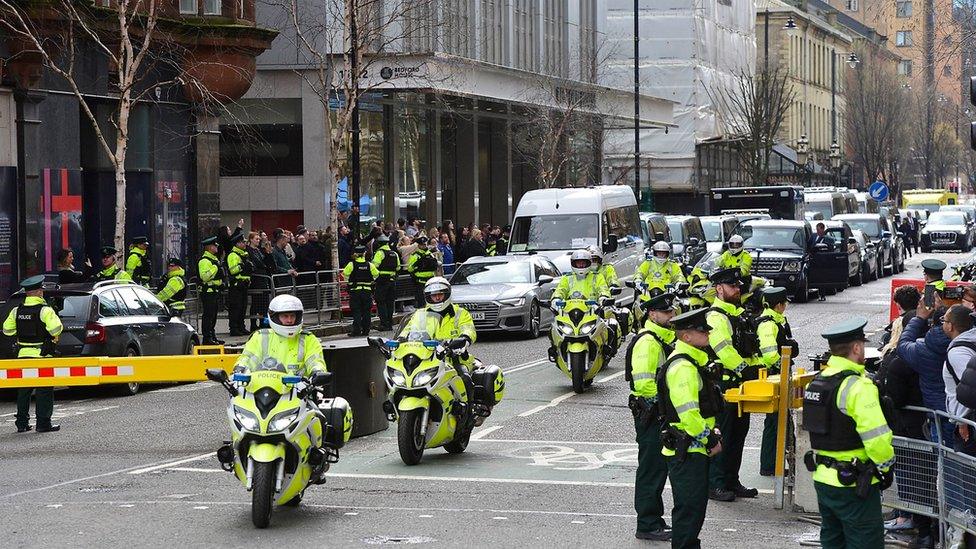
[
  {"left": 579, "top": 320, "right": 599, "bottom": 335},
  {"left": 268, "top": 409, "right": 299, "bottom": 432},
  {"left": 412, "top": 368, "right": 437, "bottom": 387},
  {"left": 498, "top": 297, "right": 525, "bottom": 307},
  {"left": 233, "top": 406, "right": 260, "bottom": 431},
  {"left": 556, "top": 321, "right": 575, "bottom": 336},
  {"left": 783, "top": 261, "right": 801, "bottom": 272},
  {"left": 387, "top": 367, "right": 407, "bottom": 387}
]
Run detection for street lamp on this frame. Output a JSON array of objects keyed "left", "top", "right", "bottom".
[
  {"left": 829, "top": 141, "right": 841, "bottom": 185},
  {"left": 847, "top": 52, "right": 859, "bottom": 69},
  {"left": 796, "top": 134, "right": 809, "bottom": 166},
  {"left": 783, "top": 15, "right": 798, "bottom": 37}
]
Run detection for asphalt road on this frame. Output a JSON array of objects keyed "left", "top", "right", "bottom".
[{"left": 0, "top": 250, "right": 958, "bottom": 548}]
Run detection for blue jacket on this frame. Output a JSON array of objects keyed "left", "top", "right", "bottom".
[
  {"left": 897, "top": 316, "right": 950, "bottom": 411},
  {"left": 438, "top": 243, "right": 455, "bottom": 275}
]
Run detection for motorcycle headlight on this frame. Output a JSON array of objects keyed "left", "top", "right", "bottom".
[
  {"left": 233, "top": 406, "right": 260, "bottom": 431},
  {"left": 783, "top": 261, "right": 801, "bottom": 272},
  {"left": 579, "top": 320, "right": 599, "bottom": 335},
  {"left": 387, "top": 367, "right": 407, "bottom": 387},
  {"left": 412, "top": 367, "right": 437, "bottom": 387},
  {"left": 268, "top": 409, "right": 299, "bottom": 432},
  {"left": 556, "top": 321, "right": 575, "bottom": 336},
  {"left": 498, "top": 297, "right": 525, "bottom": 307}
]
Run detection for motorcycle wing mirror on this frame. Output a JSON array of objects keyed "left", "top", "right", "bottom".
[
  {"left": 610, "top": 286, "right": 623, "bottom": 296},
  {"left": 689, "top": 237, "right": 701, "bottom": 247},
  {"left": 366, "top": 336, "right": 382, "bottom": 349},
  {"left": 309, "top": 371, "right": 333, "bottom": 387},
  {"left": 206, "top": 368, "right": 228, "bottom": 383},
  {"left": 600, "top": 296, "right": 616, "bottom": 307},
  {"left": 625, "top": 280, "right": 636, "bottom": 289}
]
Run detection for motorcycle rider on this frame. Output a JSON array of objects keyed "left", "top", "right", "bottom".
[
  {"left": 636, "top": 241, "right": 686, "bottom": 291},
  {"left": 234, "top": 294, "right": 328, "bottom": 377},
  {"left": 589, "top": 246, "right": 619, "bottom": 288},
  {"left": 717, "top": 235, "right": 752, "bottom": 277},
  {"left": 405, "top": 277, "right": 479, "bottom": 371},
  {"left": 551, "top": 250, "right": 615, "bottom": 357}
]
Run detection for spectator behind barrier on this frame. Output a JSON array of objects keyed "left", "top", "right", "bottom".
[
  {"left": 943, "top": 305, "right": 976, "bottom": 456},
  {"left": 897, "top": 293, "right": 951, "bottom": 414}
]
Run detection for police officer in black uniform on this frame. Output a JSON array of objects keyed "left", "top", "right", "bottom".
[
  {"left": 343, "top": 244, "right": 379, "bottom": 336},
  {"left": 371, "top": 234, "right": 400, "bottom": 331}
]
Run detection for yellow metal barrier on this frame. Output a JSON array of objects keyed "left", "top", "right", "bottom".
[{"left": 0, "top": 346, "right": 240, "bottom": 389}]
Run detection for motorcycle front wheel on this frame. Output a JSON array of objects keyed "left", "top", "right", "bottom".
[
  {"left": 570, "top": 352, "right": 587, "bottom": 394},
  {"left": 251, "top": 461, "right": 276, "bottom": 528},
  {"left": 397, "top": 409, "right": 426, "bottom": 465}
]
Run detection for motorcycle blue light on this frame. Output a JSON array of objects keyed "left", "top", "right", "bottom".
[
  {"left": 423, "top": 340, "right": 438, "bottom": 348},
  {"left": 232, "top": 373, "right": 251, "bottom": 383},
  {"left": 585, "top": 300, "right": 597, "bottom": 306},
  {"left": 282, "top": 375, "right": 301, "bottom": 384},
  {"left": 385, "top": 340, "right": 400, "bottom": 349}
]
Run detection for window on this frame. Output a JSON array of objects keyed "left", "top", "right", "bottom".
[
  {"left": 513, "top": 0, "right": 536, "bottom": 71},
  {"left": 220, "top": 99, "right": 303, "bottom": 177},
  {"left": 604, "top": 206, "right": 642, "bottom": 244},
  {"left": 480, "top": 0, "right": 505, "bottom": 64},
  {"left": 203, "top": 0, "right": 220, "bottom": 15},
  {"left": 179, "top": 0, "right": 196, "bottom": 14},
  {"left": 542, "top": 0, "right": 567, "bottom": 77},
  {"left": 441, "top": 0, "right": 471, "bottom": 56},
  {"left": 845, "top": 0, "right": 858, "bottom": 10},
  {"left": 897, "top": 60, "right": 913, "bottom": 76},
  {"left": 52, "top": 295, "right": 91, "bottom": 320},
  {"left": 115, "top": 287, "right": 148, "bottom": 316},
  {"left": 896, "top": 1, "right": 912, "bottom": 17},
  {"left": 98, "top": 291, "right": 125, "bottom": 318},
  {"left": 134, "top": 288, "right": 168, "bottom": 316},
  {"left": 896, "top": 31, "right": 913, "bottom": 47}
]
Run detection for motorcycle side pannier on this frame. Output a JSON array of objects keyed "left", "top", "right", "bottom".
[
  {"left": 319, "top": 397, "right": 353, "bottom": 448},
  {"left": 472, "top": 364, "right": 505, "bottom": 406}
]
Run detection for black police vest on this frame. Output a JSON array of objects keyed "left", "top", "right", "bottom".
[
  {"left": 709, "top": 307, "right": 760, "bottom": 357},
  {"left": 757, "top": 315, "right": 793, "bottom": 350},
  {"left": 656, "top": 354, "right": 725, "bottom": 423},
  {"left": 378, "top": 248, "right": 398, "bottom": 274},
  {"left": 625, "top": 329, "right": 674, "bottom": 388},
  {"left": 413, "top": 251, "right": 437, "bottom": 275},
  {"left": 348, "top": 260, "right": 374, "bottom": 287},
  {"left": 94, "top": 265, "right": 118, "bottom": 282},
  {"left": 15, "top": 304, "right": 49, "bottom": 345},
  {"left": 128, "top": 252, "right": 151, "bottom": 281},
  {"left": 802, "top": 370, "right": 863, "bottom": 451}
]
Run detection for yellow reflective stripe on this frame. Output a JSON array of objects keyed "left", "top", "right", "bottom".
[
  {"left": 760, "top": 346, "right": 778, "bottom": 355},
  {"left": 713, "top": 340, "right": 731, "bottom": 353},
  {"left": 632, "top": 372, "right": 656, "bottom": 381},
  {"left": 837, "top": 376, "right": 859, "bottom": 416},
  {"left": 859, "top": 425, "right": 892, "bottom": 441},
  {"left": 675, "top": 402, "right": 699, "bottom": 414},
  {"left": 260, "top": 331, "right": 270, "bottom": 358}
]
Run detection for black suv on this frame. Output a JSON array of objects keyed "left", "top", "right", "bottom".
[{"left": 0, "top": 280, "right": 199, "bottom": 396}]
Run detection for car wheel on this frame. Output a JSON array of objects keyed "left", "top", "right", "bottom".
[
  {"left": 793, "top": 277, "right": 809, "bottom": 303},
  {"left": 525, "top": 300, "right": 541, "bottom": 339},
  {"left": 851, "top": 269, "right": 863, "bottom": 287},
  {"left": 183, "top": 337, "right": 195, "bottom": 356},
  {"left": 115, "top": 347, "right": 140, "bottom": 397}
]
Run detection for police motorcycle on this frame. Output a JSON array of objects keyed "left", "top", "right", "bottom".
[
  {"left": 205, "top": 359, "right": 352, "bottom": 528},
  {"left": 367, "top": 310, "right": 504, "bottom": 465},
  {"left": 545, "top": 293, "right": 617, "bottom": 393}
]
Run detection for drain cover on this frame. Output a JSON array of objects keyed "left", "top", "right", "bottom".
[{"left": 362, "top": 536, "right": 436, "bottom": 545}]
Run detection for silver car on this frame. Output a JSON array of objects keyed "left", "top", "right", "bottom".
[{"left": 449, "top": 255, "right": 561, "bottom": 338}]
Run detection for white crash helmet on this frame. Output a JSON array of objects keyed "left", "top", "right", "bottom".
[
  {"left": 268, "top": 294, "right": 304, "bottom": 338},
  {"left": 728, "top": 235, "right": 745, "bottom": 255},
  {"left": 588, "top": 246, "right": 604, "bottom": 271},
  {"left": 570, "top": 249, "right": 593, "bottom": 277},
  {"left": 424, "top": 276, "right": 453, "bottom": 313},
  {"left": 652, "top": 241, "right": 671, "bottom": 263}
]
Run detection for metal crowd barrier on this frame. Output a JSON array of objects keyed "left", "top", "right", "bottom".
[{"left": 883, "top": 405, "right": 976, "bottom": 543}]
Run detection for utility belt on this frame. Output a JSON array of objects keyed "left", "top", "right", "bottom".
[
  {"left": 803, "top": 451, "right": 892, "bottom": 498},
  {"left": 660, "top": 425, "right": 720, "bottom": 464},
  {"left": 17, "top": 340, "right": 58, "bottom": 357},
  {"left": 202, "top": 280, "right": 223, "bottom": 293},
  {"left": 377, "top": 272, "right": 397, "bottom": 282},
  {"left": 231, "top": 276, "right": 250, "bottom": 287},
  {"left": 628, "top": 394, "right": 661, "bottom": 428}
]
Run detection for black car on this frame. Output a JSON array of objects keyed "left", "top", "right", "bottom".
[
  {"left": 665, "top": 215, "right": 708, "bottom": 267},
  {"left": 832, "top": 214, "right": 897, "bottom": 277},
  {"left": 0, "top": 280, "right": 199, "bottom": 396},
  {"left": 732, "top": 220, "right": 849, "bottom": 303},
  {"left": 920, "top": 210, "right": 975, "bottom": 252}
]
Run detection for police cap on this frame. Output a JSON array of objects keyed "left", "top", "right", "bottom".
[
  {"left": 201, "top": 236, "right": 218, "bottom": 246},
  {"left": 922, "top": 259, "right": 947, "bottom": 278},
  {"left": 100, "top": 246, "right": 118, "bottom": 257},
  {"left": 645, "top": 289, "right": 676, "bottom": 311},
  {"left": 132, "top": 235, "right": 148, "bottom": 245},
  {"left": 354, "top": 244, "right": 367, "bottom": 254},
  {"left": 376, "top": 234, "right": 390, "bottom": 244},
  {"left": 415, "top": 235, "right": 429, "bottom": 244},
  {"left": 671, "top": 308, "right": 711, "bottom": 332},
  {"left": 230, "top": 232, "right": 245, "bottom": 245},
  {"left": 20, "top": 275, "right": 45, "bottom": 291},
  {"left": 762, "top": 286, "right": 789, "bottom": 306},
  {"left": 820, "top": 318, "right": 869, "bottom": 344},
  {"left": 709, "top": 267, "right": 743, "bottom": 286},
  {"left": 167, "top": 257, "right": 184, "bottom": 267}
]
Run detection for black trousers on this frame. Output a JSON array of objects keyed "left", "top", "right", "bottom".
[
  {"left": 634, "top": 417, "right": 668, "bottom": 534},
  {"left": 249, "top": 282, "right": 269, "bottom": 332},
  {"left": 413, "top": 279, "right": 428, "bottom": 309},
  {"left": 709, "top": 403, "right": 751, "bottom": 490},
  {"left": 227, "top": 284, "right": 248, "bottom": 335},
  {"left": 374, "top": 278, "right": 396, "bottom": 328},
  {"left": 201, "top": 292, "right": 219, "bottom": 343},
  {"left": 668, "top": 452, "right": 710, "bottom": 549},
  {"left": 349, "top": 290, "right": 373, "bottom": 335},
  {"left": 16, "top": 387, "right": 54, "bottom": 430}
]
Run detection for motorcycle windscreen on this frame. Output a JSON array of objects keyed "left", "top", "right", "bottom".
[
  {"left": 395, "top": 310, "right": 444, "bottom": 342},
  {"left": 809, "top": 245, "right": 849, "bottom": 289}
]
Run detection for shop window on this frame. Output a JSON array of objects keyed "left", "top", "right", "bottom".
[
  {"left": 396, "top": 104, "right": 430, "bottom": 223},
  {"left": 220, "top": 99, "right": 303, "bottom": 177}
]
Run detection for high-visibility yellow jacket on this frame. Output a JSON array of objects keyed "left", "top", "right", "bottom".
[
  {"left": 156, "top": 268, "right": 187, "bottom": 311},
  {"left": 2, "top": 296, "right": 64, "bottom": 358},
  {"left": 628, "top": 321, "right": 675, "bottom": 398},
  {"left": 661, "top": 340, "right": 716, "bottom": 457},
  {"left": 554, "top": 272, "right": 610, "bottom": 301},
  {"left": 234, "top": 329, "right": 328, "bottom": 377},
  {"left": 706, "top": 298, "right": 752, "bottom": 377},
  {"left": 717, "top": 250, "right": 752, "bottom": 276},
  {"left": 635, "top": 259, "right": 685, "bottom": 290}
]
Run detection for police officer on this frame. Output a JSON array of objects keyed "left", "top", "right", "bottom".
[
  {"left": 408, "top": 236, "right": 439, "bottom": 308},
  {"left": 716, "top": 235, "right": 752, "bottom": 277},
  {"left": 408, "top": 277, "right": 480, "bottom": 371},
  {"left": 92, "top": 246, "right": 132, "bottom": 282},
  {"left": 344, "top": 244, "right": 379, "bottom": 336},
  {"left": 156, "top": 258, "right": 187, "bottom": 315},
  {"left": 589, "top": 247, "right": 619, "bottom": 287},
  {"left": 625, "top": 290, "right": 676, "bottom": 542},
  {"left": 756, "top": 287, "right": 798, "bottom": 476},
  {"left": 234, "top": 294, "right": 327, "bottom": 376},
  {"left": 2, "top": 276, "right": 64, "bottom": 433},
  {"left": 706, "top": 267, "right": 759, "bottom": 501},
  {"left": 803, "top": 318, "right": 895, "bottom": 549},
  {"left": 125, "top": 235, "right": 152, "bottom": 285},
  {"left": 198, "top": 236, "right": 224, "bottom": 345},
  {"left": 921, "top": 258, "right": 947, "bottom": 293},
  {"left": 658, "top": 307, "right": 723, "bottom": 549},
  {"left": 636, "top": 241, "right": 686, "bottom": 291},
  {"left": 371, "top": 234, "right": 400, "bottom": 331},
  {"left": 226, "top": 233, "right": 252, "bottom": 336}
]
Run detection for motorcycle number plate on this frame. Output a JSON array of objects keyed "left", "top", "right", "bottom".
[{"left": 470, "top": 312, "right": 486, "bottom": 321}]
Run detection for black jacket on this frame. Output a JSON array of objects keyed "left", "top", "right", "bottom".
[{"left": 457, "top": 238, "right": 487, "bottom": 264}]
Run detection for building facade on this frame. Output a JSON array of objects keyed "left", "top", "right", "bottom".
[{"left": 219, "top": 0, "right": 674, "bottom": 233}]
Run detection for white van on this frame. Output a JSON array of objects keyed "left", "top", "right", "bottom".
[{"left": 508, "top": 186, "right": 645, "bottom": 281}]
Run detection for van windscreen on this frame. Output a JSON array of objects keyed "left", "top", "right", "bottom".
[{"left": 509, "top": 214, "right": 599, "bottom": 252}]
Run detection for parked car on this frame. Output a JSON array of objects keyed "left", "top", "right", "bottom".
[
  {"left": 920, "top": 210, "right": 975, "bottom": 252},
  {"left": 665, "top": 215, "right": 708, "bottom": 267},
  {"left": 639, "top": 212, "right": 672, "bottom": 245},
  {"left": 731, "top": 220, "right": 849, "bottom": 303},
  {"left": 880, "top": 214, "right": 906, "bottom": 273},
  {"left": 449, "top": 255, "right": 560, "bottom": 338},
  {"left": 0, "top": 280, "right": 199, "bottom": 396},
  {"left": 832, "top": 214, "right": 898, "bottom": 277},
  {"left": 699, "top": 215, "right": 740, "bottom": 254},
  {"left": 804, "top": 211, "right": 824, "bottom": 221},
  {"left": 816, "top": 220, "right": 862, "bottom": 288},
  {"left": 851, "top": 229, "right": 879, "bottom": 282}
]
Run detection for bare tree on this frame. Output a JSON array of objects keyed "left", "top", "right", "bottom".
[
  {"left": 931, "top": 121, "right": 963, "bottom": 187},
  {"left": 710, "top": 66, "right": 796, "bottom": 185}
]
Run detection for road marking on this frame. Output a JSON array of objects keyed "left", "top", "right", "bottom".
[
  {"left": 502, "top": 444, "right": 636, "bottom": 471},
  {"left": 469, "top": 425, "right": 503, "bottom": 441},
  {"left": 518, "top": 391, "right": 577, "bottom": 417},
  {"left": 193, "top": 506, "right": 209, "bottom": 510},
  {"left": 127, "top": 452, "right": 215, "bottom": 475},
  {"left": 595, "top": 371, "right": 626, "bottom": 384},
  {"left": 170, "top": 467, "right": 222, "bottom": 473},
  {"left": 119, "top": 504, "right": 135, "bottom": 508},
  {"left": 418, "top": 514, "right": 433, "bottom": 518},
  {"left": 470, "top": 438, "right": 637, "bottom": 446},
  {"left": 492, "top": 516, "right": 508, "bottom": 520},
  {"left": 505, "top": 359, "right": 549, "bottom": 375},
  {"left": 345, "top": 512, "right": 359, "bottom": 516},
  {"left": 571, "top": 520, "right": 585, "bottom": 524},
  {"left": 324, "top": 471, "right": 634, "bottom": 488}
]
